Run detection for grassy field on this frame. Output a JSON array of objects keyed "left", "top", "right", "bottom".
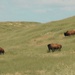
[{"left": 0, "top": 16, "right": 75, "bottom": 75}]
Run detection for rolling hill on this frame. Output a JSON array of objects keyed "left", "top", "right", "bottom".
[{"left": 0, "top": 16, "right": 75, "bottom": 75}]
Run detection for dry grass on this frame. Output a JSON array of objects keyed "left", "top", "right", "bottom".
[{"left": 0, "top": 17, "right": 75, "bottom": 75}]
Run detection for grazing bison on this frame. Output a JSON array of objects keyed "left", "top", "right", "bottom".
[
  {"left": 64, "top": 30, "right": 75, "bottom": 36},
  {"left": 47, "top": 43, "right": 62, "bottom": 52},
  {"left": 0, "top": 47, "right": 5, "bottom": 54}
]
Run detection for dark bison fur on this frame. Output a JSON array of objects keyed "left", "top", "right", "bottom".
[
  {"left": 47, "top": 43, "right": 62, "bottom": 52},
  {"left": 64, "top": 30, "right": 75, "bottom": 36},
  {"left": 0, "top": 47, "right": 5, "bottom": 54}
]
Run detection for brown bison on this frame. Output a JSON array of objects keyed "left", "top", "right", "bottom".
[
  {"left": 47, "top": 43, "right": 62, "bottom": 52},
  {"left": 64, "top": 30, "right": 75, "bottom": 36},
  {"left": 0, "top": 47, "right": 5, "bottom": 54}
]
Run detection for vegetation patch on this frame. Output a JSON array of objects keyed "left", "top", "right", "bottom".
[{"left": 0, "top": 17, "right": 75, "bottom": 75}]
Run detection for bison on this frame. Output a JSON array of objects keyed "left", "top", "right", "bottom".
[
  {"left": 64, "top": 30, "right": 75, "bottom": 36},
  {"left": 0, "top": 47, "right": 5, "bottom": 54},
  {"left": 47, "top": 43, "right": 62, "bottom": 52}
]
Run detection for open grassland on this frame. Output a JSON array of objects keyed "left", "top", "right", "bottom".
[{"left": 0, "top": 16, "right": 75, "bottom": 75}]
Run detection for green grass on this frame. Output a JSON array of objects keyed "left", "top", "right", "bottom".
[{"left": 0, "top": 16, "right": 75, "bottom": 75}]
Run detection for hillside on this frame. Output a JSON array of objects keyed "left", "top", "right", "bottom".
[{"left": 0, "top": 16, "right": 75, "bottom": 75}]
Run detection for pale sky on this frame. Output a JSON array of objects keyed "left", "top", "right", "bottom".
[{"left": 0, "top": 0, "right": 75, "bottom": 22}]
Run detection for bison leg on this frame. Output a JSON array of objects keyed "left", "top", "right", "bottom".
[
  {"left": 47, "top": 46, "right": 50, "bottom": 52},
  {"left": 0, "top": 51, "right": 4, "bottom": 55},
  {"left": 59, "top": 46, "right": 62, "bottom": 51},
  {"left": 52, "top": 49, "right": 55, "bottom": 52},
  {"left": 47, "top": 48, "right": 51, "bottom": 53}
]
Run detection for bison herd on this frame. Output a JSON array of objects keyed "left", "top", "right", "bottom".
[
  {"left": 47, "top": 30, "right": 75, "bottom": 52},
  {"left": 0, "top": 30, "right": 75, "bottom": 55}
]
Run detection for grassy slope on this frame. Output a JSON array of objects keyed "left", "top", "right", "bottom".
[{"left": 0, "top": 17, "right": 75, "bottom": 75}]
